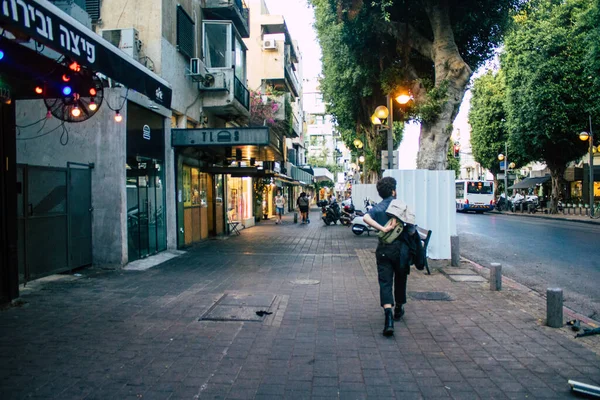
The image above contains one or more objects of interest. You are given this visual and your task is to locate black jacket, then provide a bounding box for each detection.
[399,225,426,273]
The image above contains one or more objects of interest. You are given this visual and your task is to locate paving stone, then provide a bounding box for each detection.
[1,211,600,400]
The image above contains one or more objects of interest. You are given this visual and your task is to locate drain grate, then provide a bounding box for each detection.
[408,291,453,301]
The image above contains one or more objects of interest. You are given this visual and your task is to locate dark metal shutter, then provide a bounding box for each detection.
[85,0,101,23]
[177,5,195,59]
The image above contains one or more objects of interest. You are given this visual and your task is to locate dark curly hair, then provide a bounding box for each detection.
[376,177,396,198]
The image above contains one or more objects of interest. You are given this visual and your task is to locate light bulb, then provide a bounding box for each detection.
[395,94,412,105]
[46,109,52,119]
[62,86,72,96]
[71,106,81,117]
[89,99,97,111]
[34,86,43,94]
[114,111,123,122]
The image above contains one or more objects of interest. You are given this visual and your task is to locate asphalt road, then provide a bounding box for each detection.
[457,212,600,320]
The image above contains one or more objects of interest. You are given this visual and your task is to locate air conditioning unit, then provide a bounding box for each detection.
[263,39,277,50]
[198,71,227,90]
[189,57,209,83]
[102,28,141,60]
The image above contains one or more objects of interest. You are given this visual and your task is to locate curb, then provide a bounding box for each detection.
[461,256,600,328]
[489,210,600,226]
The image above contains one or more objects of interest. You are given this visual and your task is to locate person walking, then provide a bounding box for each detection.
[297,192,310,224]
[275,190,285,225]
[362,177,421,336]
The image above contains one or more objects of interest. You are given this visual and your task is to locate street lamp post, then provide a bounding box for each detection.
[579,115,595,217]
[371,93,411,170]
[498,142,508,207]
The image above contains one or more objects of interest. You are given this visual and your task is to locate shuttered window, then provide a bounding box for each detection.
[85,0,100,23]
[177,5,195,59]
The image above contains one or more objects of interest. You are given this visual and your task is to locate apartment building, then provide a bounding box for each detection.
[244,0,312,214]
[1,0,312,303]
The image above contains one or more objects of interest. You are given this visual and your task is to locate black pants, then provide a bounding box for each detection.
[376,244,408,307]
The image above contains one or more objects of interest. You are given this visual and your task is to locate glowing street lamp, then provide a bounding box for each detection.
[579,115,595,216]
[371,91,412,170]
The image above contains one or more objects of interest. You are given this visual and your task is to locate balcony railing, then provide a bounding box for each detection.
[234,75,249,110]
[204,0,250,38]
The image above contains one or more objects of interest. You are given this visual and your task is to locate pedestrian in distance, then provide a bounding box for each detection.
[297,192,310,224]
[363,177,422,336]
[275,190,286,224]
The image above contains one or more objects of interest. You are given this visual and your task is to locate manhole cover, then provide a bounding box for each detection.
[199,293,276,322]
[408,291,452,301]
[290,279,320,285]
[201,305,267,322]
[219,293,276,307]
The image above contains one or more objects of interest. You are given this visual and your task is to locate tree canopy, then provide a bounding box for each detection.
[468,70,528,186]
[502,0,597,209]
[310,0,519,176]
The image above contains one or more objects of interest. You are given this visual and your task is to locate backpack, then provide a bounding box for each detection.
[298,197,309,207]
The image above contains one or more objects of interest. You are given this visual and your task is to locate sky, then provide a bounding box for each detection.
[262,0,479,170]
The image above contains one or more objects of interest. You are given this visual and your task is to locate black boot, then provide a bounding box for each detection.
[383,308,394,336]
[394,305,404,321]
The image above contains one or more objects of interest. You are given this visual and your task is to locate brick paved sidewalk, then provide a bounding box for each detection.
[1,209,599,400]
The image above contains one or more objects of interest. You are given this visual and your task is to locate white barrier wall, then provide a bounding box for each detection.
[354,170,456,259]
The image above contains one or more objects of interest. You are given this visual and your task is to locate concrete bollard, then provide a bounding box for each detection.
[451,235,460,267]
[490,263,502,291]
[546,288,563,328]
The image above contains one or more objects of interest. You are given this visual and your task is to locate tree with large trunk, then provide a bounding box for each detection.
[310,0,518,174]
[502,0,596,213]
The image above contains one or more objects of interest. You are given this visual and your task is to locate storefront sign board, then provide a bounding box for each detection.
[0,0,172,106]
[172,128,270,146]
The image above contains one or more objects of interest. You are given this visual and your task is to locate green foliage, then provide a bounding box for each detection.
[446,145,460,178]
[468,70,527,175]
[502,0,593,171]
[310,0,518,174]
[415,81,449,124]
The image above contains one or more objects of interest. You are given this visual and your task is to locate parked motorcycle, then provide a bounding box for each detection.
[320,200,341,225]
[351,199,376,235]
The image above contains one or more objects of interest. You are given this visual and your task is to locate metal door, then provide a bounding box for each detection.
[17,164,93,283]
[67,163,93,269]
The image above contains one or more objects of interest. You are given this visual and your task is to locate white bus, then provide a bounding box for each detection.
[456,180,495,213]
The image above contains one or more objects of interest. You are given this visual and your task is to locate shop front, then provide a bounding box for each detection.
[172,126,284,236]
[126,102,167,261]
[0,0,172,303]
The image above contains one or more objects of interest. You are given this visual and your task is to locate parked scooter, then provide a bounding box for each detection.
[340,203,364,226]
[351,199,376,236]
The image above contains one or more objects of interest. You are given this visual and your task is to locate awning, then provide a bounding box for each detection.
[312,167,334,183]
[0,0,172,107]
[508,175,551,190]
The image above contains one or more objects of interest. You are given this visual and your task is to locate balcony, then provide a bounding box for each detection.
[291,113,302,138]
[203,0,250,38]
[200,68,250,120]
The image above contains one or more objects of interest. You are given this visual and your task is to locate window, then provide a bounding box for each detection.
[315,93,324,107]
[177,5,195,59]
[467,181,493,195]
[204,22,230,68]
[234,35,246,81]
[455,182,465,199]
[85,0,100,23]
